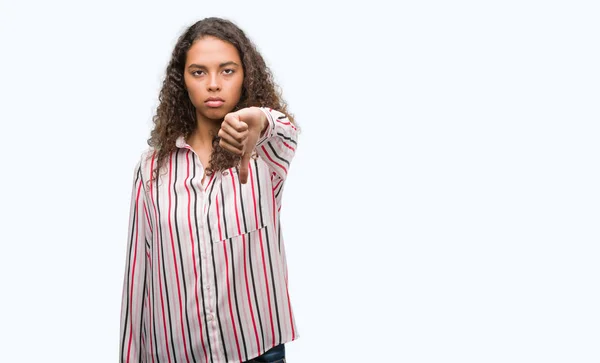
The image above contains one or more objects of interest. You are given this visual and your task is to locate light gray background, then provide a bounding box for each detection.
[1,0,598,362]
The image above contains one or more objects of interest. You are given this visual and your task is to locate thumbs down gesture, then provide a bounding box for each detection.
[218,107,268,184]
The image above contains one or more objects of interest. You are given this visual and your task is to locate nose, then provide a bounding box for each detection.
[208,73,220,92]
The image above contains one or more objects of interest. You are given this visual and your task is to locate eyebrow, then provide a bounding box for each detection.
[188,61,240,69]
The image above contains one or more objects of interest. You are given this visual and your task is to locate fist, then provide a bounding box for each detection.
[218,107,268,183]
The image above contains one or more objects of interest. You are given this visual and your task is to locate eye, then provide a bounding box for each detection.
[223,69,235,75]
[192,70,205,76]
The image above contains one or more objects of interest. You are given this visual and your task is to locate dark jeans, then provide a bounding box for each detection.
[244,344,285,363]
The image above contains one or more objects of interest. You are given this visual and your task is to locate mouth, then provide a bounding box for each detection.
[205,97,225,108]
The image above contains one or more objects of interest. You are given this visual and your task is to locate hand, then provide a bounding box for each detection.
[218,107,268,184]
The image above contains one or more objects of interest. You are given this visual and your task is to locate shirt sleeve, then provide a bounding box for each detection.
[119,157,151,362]
[255,107,299,182]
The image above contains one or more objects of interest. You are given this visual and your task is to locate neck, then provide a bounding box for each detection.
[188,111,221,149]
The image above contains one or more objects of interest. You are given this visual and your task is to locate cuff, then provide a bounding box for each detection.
[256,107,276,147]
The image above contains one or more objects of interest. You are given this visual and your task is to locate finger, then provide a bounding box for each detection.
[219,138,244,156]
[218,128,246,149]
[239,151,251,184]
[224,113,249,132]
[239,128,261,184]
[219,122,248,145]
[237,120,249,133]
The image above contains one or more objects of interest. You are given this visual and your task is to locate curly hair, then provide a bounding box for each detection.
[147,17,295,185]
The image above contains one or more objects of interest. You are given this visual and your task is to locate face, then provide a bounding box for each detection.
[184,36,244,122]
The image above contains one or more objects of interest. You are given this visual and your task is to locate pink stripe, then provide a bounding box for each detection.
[143,203,153,234]
[271,184,276,229]
[149,152,172,363]
[249,165,276,342]
[229,171,242,237]
[167,154,191,363]
[282,245,295,340]
[215,192,243,357]
[222,233,243,361]
[230,172,262,352]
[184,150,209,361]
[216,195,223,241]
[125,177,143,363]
[146,261,155,363]
[285,282,296,340]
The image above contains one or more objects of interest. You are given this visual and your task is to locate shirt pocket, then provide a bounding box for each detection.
[205,166,272,243]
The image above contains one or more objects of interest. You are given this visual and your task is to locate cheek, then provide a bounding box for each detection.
[185,85,203,107]
[232,76,244,98]
[187,88,199,103]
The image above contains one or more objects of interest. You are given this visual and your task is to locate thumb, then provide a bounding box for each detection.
[238,121,260,184]
[239,151,251,184]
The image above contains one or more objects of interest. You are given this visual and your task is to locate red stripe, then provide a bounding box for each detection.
[125,177,143,363]
[260,145,288,175]
[215,191,244,357]
[184,151,208,361]
[222,231,243,361]
[216,195,223,241]
[149,152,172,363]
[219,170,243,361]
[249,164,276,343]
[204,172,216,191]
[146,285,155,363]
[282,142,295,152]
[275,119,297,130]
[229,171,242,236]
[230,172,262,352]
[271,184,276,229]
[143,203,152,234]
[167,154,191,363]
[285,282,296,340]
[281,226,295,340]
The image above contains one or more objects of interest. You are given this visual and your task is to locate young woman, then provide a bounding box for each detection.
[119,17,299,363]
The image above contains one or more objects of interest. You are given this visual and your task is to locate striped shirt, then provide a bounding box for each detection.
[119,108,300,363]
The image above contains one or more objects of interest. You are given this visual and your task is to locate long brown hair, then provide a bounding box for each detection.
[147,17,294,184]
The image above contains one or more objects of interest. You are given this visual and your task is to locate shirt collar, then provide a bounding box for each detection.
[175,135,188,149]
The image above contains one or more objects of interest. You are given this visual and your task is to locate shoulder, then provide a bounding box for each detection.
[261,107,293,125]
[132,147,156,178]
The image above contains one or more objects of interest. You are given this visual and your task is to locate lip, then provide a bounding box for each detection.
[205,97,225,108]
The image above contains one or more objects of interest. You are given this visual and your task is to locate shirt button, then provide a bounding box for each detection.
[222,170,229,176]
[207,314,214,321]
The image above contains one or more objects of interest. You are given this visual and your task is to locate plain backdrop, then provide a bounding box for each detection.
[0,0,599,362]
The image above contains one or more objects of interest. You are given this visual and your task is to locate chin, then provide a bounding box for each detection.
[202,107,230,121]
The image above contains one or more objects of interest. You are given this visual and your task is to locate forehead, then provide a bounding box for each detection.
[185,36,241,66]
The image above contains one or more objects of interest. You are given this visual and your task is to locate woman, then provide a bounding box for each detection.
[119,17,299,363]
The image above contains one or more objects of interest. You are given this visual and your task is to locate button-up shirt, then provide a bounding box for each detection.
[119,108,300,363]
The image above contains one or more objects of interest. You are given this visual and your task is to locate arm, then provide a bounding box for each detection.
[255,107,299,182]
[218,106,299,183]
[119,158,150,362]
